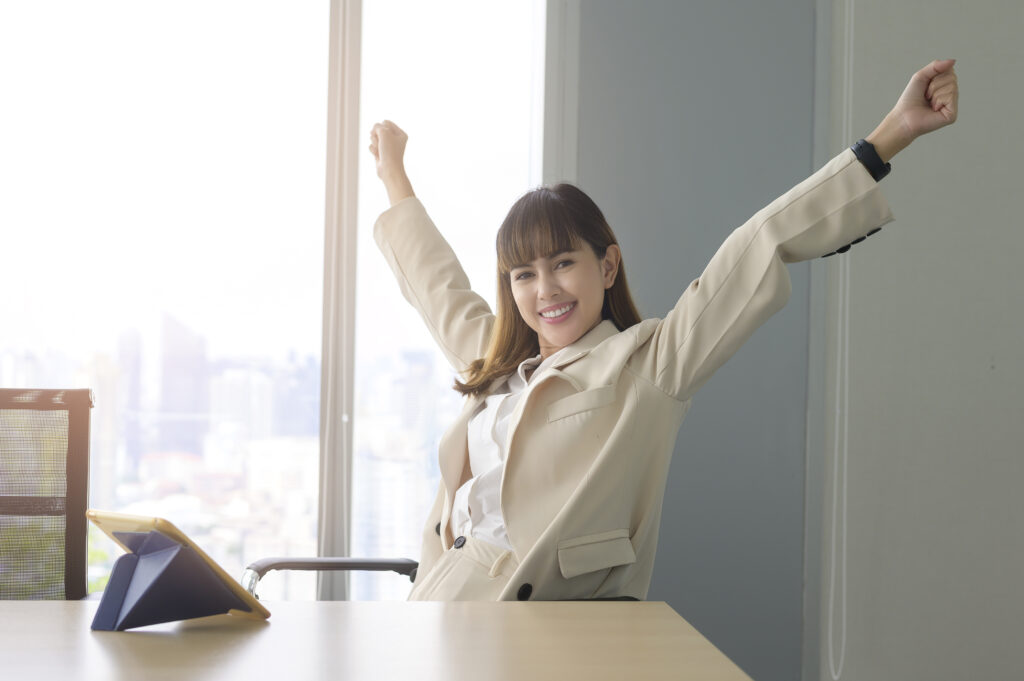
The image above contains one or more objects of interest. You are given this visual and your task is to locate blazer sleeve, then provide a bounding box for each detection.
[629,148,894,402]
[373,196,495,375]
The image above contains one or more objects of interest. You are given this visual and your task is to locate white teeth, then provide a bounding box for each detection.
[540,303,575,318]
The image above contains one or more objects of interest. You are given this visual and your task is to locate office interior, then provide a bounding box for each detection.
[1,2,1020,680]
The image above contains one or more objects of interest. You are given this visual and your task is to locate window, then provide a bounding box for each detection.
[0,1,330,599]
[351,0,546,600]
[1,1,546,602]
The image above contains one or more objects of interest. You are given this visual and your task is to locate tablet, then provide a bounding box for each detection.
[87,509,271,621]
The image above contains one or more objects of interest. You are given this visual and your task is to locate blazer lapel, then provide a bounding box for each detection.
[549,319,619,371]
[501,319,620,452]
[437,319,620,548]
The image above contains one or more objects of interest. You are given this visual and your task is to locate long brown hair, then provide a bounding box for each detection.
[453,183,642,396]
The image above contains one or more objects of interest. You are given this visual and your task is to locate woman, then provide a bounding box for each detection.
[368,60,958,601]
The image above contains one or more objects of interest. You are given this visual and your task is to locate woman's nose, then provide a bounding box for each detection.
[537,273,561,298]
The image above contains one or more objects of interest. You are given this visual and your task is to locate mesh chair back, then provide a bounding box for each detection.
[0,389,93,599]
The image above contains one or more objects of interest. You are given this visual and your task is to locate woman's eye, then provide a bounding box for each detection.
[556,259,573,268]
[514,272,532,281]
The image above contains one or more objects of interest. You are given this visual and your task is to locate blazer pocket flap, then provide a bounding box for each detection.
[547,385,616,422]
[557,529,637,580]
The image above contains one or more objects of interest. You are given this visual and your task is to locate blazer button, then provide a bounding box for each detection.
[517,583,533,601]
[453,536,466,549]
[435,522,441,536]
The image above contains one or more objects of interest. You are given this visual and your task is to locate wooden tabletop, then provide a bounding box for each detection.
[0,600,751,680]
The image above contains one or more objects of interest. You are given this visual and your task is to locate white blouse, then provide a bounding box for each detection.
[449,347,568,552]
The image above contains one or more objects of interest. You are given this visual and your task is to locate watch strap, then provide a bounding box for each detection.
[851,138,891,182]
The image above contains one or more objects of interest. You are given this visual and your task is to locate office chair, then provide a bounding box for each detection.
[242,555,638,601]
[0,389,93,600]
[241,556,417,599]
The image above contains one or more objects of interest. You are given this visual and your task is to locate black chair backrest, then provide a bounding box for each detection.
[0,389,93,599]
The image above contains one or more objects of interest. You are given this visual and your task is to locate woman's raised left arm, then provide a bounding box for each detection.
[629,59,959,402]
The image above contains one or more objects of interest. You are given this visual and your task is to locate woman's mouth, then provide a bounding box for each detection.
[539,302,576,323]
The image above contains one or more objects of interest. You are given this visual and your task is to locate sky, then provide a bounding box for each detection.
[0,1,329,361]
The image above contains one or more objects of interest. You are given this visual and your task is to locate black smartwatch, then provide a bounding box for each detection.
[851,138,891,182]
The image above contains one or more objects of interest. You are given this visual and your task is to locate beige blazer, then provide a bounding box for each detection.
[373,148,892,601]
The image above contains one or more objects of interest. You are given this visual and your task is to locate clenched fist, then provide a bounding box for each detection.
[369,120,415,206]
[866,59,960,163]
[369,120,408,181]
[890,59,959,139]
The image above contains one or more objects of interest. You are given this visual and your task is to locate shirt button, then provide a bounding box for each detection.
[453,536,466,549]
[435,522,441,536]
[517,583,533,601]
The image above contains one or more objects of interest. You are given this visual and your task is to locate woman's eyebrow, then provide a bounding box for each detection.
[510,250,574,270]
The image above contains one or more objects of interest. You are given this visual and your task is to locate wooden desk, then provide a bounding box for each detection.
[0,600,751,680]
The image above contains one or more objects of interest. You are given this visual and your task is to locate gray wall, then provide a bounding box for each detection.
[571,2,816,680]
[809,2,1024,679]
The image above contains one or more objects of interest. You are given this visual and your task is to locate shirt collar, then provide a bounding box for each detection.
[492,319,622,395]
[516,346,566,382]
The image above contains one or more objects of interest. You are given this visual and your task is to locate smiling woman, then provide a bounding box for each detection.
[367,56,958,602]
[475,182,641,384]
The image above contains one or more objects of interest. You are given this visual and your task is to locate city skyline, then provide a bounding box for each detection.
[1,307,455,601]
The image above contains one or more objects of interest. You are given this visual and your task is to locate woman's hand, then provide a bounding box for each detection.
[866,59,959,163]
[369,120,415,206]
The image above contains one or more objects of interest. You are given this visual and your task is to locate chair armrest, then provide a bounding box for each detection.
[241,557,419,598]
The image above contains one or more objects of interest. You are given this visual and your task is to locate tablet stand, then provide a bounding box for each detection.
[92,530,256,631]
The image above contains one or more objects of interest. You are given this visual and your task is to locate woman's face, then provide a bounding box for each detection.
[509,244,620,359]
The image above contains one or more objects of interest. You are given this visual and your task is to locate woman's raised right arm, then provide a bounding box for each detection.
[369,121,495,374]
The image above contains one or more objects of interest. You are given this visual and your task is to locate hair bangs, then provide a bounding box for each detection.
[496,190,585,275]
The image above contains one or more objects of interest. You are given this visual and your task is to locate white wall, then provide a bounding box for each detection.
[809,1,1024,679]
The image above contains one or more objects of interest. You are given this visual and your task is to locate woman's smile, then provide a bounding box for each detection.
[539,301,577,323]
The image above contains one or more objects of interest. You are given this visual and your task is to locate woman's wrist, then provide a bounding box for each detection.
[865,113,914,164]
[383,169,415,206]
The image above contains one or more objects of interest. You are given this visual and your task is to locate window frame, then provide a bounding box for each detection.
[317,0,362,601]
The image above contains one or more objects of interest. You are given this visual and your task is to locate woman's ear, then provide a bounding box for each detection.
[602,244,621,288]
